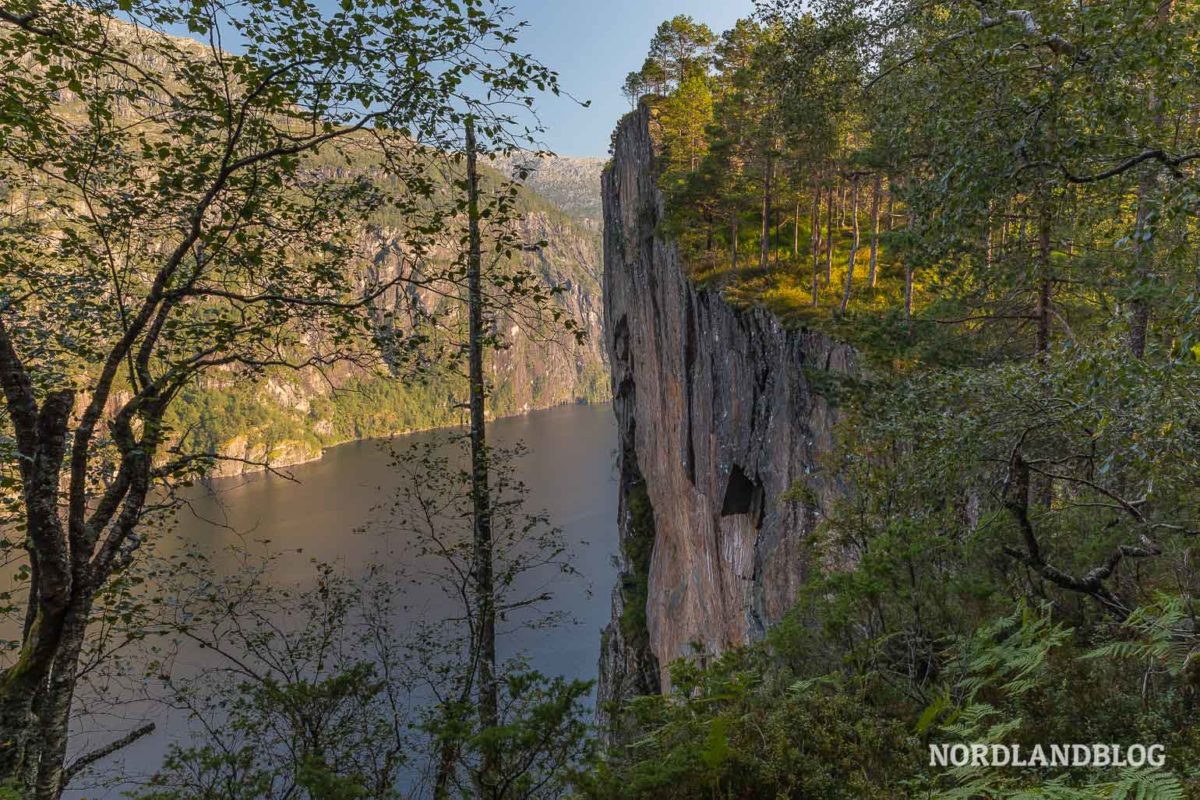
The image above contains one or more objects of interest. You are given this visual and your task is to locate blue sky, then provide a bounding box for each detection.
[509,0,755,157]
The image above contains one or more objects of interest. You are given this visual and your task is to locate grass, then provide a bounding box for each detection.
[683,215,923,359]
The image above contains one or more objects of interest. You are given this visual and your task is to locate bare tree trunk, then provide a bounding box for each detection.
[890,176,911,321]
[983,200,993,270]
[0,378,73,792]
[810,181,821,306]
[793,198,800,260]
[824,183,834,284]
[867,173,882,288]
[1128,0,1174,359]
[774,207,781,264]
[731,212,738,271]
[760,150,772,269]
[33,601,89,800]
[812,179,823,255]
[839,176,860,314]
[1129,188,1155,360]
[904,260,913,321]
[1035,196,1053,358]
[885,181,895,232]
[465,118,498,795]
[999,200,1009,256]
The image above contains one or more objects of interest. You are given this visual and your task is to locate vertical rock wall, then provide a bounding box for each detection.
[597,105,856,715]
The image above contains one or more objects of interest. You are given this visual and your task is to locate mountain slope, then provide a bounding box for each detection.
[14,15,611,476]
[168,174,608,477]
[492,155,606,226]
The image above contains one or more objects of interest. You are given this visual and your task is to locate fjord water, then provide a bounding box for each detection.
[68,402,618,797]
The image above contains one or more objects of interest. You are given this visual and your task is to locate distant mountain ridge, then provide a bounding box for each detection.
[491,154,607,226]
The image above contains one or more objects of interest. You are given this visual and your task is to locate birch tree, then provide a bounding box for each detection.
[0,0,560,794]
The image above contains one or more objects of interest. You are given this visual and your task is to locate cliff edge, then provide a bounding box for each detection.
[597,105,856,719]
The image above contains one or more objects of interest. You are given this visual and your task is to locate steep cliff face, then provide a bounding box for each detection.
[174,175,607,478]
[598,106,856,710]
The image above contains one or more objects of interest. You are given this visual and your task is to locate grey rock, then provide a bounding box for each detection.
[597,105,856,716]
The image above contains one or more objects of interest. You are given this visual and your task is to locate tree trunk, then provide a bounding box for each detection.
[824,184,834,284]
[904,261,913,321]
[465,119,498,794]
[885,182,895,232]
[839,175,860,314]
[1128,0,1174,359]
[810,181,821,306]
[867,173,882,288]
[793,198,800,260]
[32,598,90,800]
[760,150,772,269]
[0,383,74,793]
[774,207,781,264]
[983,201,993,271]
[731,213,738,271]
[812,179,823,255]
[1035,196,1053,358]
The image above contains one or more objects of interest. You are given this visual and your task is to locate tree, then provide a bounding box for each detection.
[659,75,714,175]
[132,559,416,800]
[621,72,646,110]
[0,0,560,794]
[387,440,593,800]
[131,469,592,800]
[598,3,1200,792]
[463,116,499,795]
[867,174,881,288]
[837,173,860,313]
[420,112,588,799]
[646,15,715,88]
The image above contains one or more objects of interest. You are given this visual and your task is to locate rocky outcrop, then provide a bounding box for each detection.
[597,105,856,712]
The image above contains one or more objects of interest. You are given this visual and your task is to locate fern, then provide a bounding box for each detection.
[1083,594,1199,677]
[953,601,1072,702]
[934,769,1184,800]
[1101,768,1185,800]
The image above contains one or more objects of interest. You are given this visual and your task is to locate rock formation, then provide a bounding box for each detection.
[597,105,856,718]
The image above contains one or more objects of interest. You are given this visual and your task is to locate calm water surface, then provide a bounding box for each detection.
[67,402,618,798]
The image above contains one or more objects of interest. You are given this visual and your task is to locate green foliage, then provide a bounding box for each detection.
[162,348,608,472]
[606,10,1200,787]
[622,15,715,102]
[617,480,656,647]
[1082,595,1199,678]
[0,0,591,790]
[427,670,595,800]
[577,645,923,798]
[135,667,396,800]
[130,560,414,800]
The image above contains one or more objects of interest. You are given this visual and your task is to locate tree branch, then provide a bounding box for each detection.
[63,723,155,782]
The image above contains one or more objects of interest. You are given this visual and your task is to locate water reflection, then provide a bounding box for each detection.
[62,403,618,798]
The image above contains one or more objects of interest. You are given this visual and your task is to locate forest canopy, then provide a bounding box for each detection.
[590,2,1200,798]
